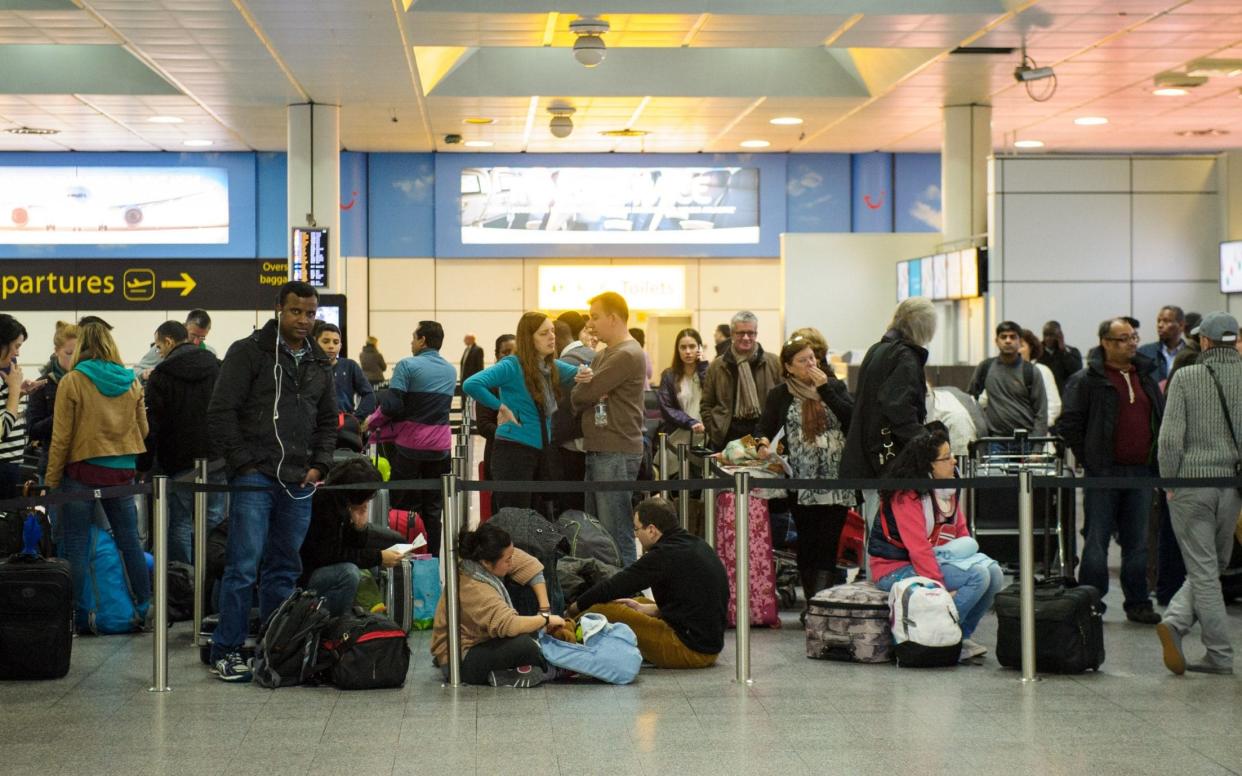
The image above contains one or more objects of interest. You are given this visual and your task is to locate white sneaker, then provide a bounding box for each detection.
[960,639,988,660]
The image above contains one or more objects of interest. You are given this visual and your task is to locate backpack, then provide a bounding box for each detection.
[165,561,196,622]
[555,510,621,567]
[252,590,333,688]
[73,525,139,635]
[320,613,411,690]
[888,576,961,668]
[537,613,642,684]
[975,357,1036,398]
[490,508,569,614]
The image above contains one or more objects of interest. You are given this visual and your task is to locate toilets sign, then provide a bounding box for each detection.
[0,259,289,310]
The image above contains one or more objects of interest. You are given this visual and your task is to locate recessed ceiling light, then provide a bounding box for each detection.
[5,126,59,135]
[182,139,213,147]
[769,116,803,126]
[740,139,771,148]
[1014,139,1045,149]
[1153,87,1188,97]
[463,117,494,125]
[463,140,493,148]
[1074,116,1108,126]
[148,115,184,124]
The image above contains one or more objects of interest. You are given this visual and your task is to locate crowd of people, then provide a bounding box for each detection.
[0,288,1239,686]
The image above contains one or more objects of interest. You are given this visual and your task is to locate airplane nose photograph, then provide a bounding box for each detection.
[2,1,1242,775]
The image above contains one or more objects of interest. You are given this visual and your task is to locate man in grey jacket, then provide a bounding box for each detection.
[1156,311,1242,676]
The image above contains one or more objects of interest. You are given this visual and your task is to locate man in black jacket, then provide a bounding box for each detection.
[1038,320,1084,396]
[1058,317,1164,624]
[567,497,727,669]
[206,281,339,682]
[300,458,403,617]
[143,320,225,565]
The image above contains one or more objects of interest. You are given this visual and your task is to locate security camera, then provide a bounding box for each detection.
[444,134,463,145]
[1013,64,1055,83]
[570,17,609,68]
[548,106,576,139]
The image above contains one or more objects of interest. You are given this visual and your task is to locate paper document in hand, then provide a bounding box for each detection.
[387,536,427,556]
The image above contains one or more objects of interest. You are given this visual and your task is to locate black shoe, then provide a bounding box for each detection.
[1125,603,1161,625]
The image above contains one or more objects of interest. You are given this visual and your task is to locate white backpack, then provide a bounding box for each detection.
[889,576,962,667]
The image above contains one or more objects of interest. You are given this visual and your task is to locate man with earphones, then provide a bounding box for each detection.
[207,281,339,682]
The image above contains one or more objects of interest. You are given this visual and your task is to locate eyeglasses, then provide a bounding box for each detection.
[733,331,757,339]
[1105,334,1140,343]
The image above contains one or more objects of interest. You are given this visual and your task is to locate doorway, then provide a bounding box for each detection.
[651,314,694,384]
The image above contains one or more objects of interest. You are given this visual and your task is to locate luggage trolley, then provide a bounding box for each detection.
[964,430,1076,577]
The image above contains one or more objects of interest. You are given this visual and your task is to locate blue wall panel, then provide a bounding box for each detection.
[368,153,435,257]
[339,151,368,257]
[850,152,894,233]
[894,153,941,233]
[255,152,286,258]
[785,154,851,233]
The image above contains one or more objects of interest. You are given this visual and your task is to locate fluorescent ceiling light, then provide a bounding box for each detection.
[464,140,493,147]
[740,139,770,148]
[148,115,184,124]
[182,139,213,147]
[1074,116,1108,126]
[1153,87,1188,96]
[769,116,803,126]
[1013,139,1044,149]
[463,117,494,125]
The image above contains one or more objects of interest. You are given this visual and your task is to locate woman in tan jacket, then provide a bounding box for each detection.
[431,522,565,687]
[47,322,151,629]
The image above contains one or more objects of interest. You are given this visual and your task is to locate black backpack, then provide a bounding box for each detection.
[972,357,1037,398]
[252,590,333,688]
[320,613,411,690]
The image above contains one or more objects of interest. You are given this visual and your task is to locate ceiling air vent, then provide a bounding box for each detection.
[1175,129,1230,137]
[949,46,1016,55]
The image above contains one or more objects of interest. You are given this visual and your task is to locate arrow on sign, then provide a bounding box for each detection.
[160,272,197,297]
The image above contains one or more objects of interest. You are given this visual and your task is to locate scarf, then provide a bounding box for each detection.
[42,356,65,383]
[731,346,762,420]
[461,559,513,610]
[786,376,827,442]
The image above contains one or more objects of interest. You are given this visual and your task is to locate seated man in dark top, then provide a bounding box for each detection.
[567,497,727,669]
[299,457,404,616]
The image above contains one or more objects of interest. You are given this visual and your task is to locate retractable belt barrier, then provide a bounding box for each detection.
[11,467,1242,693]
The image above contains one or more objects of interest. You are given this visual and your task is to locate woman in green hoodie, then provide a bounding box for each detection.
[47,322,152,629]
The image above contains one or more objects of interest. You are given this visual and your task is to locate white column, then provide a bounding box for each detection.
[941,103,991,364]
[286,103,341,292]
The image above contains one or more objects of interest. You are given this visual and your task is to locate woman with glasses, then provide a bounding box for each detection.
[754,335,854,611]
[867,426,1002,661]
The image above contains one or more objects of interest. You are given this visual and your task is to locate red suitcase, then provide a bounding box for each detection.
[715,491,780,628]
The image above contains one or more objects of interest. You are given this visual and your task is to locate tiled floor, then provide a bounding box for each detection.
[3,582,1242,776]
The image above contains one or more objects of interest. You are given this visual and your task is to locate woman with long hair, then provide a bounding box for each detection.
[656,328,707,446]
[463,312,584,512]
[755,335,854,610]
[26,320,79,476]
[0,314,30,500]
[46,322,152,630]
[358,335,387,388]
[431,522,564,687]
[866,425,1002,661]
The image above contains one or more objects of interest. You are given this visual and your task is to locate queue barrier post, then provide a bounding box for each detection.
[150,475,171,693]
[677,442,690,531]
[734,470,752,685]
[191,459,209,648]
[703,457,716,548]
[657,433,669,499]
[442,471,463,687]
[1017,469,1039,683]
[368,440,389,529]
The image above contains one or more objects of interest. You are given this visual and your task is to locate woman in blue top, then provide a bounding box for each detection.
[464,312,584,514]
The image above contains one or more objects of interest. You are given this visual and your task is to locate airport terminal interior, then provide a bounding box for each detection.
[3,0,1242,774]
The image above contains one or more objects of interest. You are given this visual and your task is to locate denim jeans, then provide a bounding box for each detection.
[212,471,313,659]
[1080,465,1153,608]
[168,468,228,566]
[875,561,1004,639]
[59,475,151,611]
[306,562,363,618]
[585,451,642,567]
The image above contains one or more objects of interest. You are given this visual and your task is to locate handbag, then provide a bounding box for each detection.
[1204,364,1242,497]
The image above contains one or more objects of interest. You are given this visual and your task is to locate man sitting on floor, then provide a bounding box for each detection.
[566,497,727,669]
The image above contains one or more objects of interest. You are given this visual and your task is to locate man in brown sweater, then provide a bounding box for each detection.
[571,291,647,566]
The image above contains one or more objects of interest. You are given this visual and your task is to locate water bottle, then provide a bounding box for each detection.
[594,397,609,428]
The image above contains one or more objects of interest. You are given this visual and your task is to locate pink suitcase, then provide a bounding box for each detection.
[715,491,781,628]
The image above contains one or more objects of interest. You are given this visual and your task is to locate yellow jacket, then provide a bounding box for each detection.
[46,369,148,489]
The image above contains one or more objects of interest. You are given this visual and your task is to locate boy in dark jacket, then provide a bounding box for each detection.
[300,458,403,617]
[144,320,226,565]
[567,498,727,669]
[206,282,338,682]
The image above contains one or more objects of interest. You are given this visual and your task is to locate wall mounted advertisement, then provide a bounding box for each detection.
[460,166,759,245]
[897,246,986,302]
[0,166,229,244]
[537,265,686,311]
[1221,240,1242,294]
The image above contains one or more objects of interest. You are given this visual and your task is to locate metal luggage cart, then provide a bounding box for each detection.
[964,430,1075,578]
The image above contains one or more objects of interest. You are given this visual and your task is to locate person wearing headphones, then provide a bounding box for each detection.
[207,281,339,683]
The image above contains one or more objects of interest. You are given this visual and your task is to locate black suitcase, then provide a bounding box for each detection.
[0,552,74,680]
[994,578,1104,674]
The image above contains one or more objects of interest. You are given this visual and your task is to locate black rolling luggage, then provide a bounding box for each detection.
[994,578,1104,674]
[0,550,74,680]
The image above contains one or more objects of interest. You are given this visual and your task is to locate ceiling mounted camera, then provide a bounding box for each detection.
[570,16,610,68]
[1013,44,1056,102]
[548,105,576,138]
[444,133,463,145]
